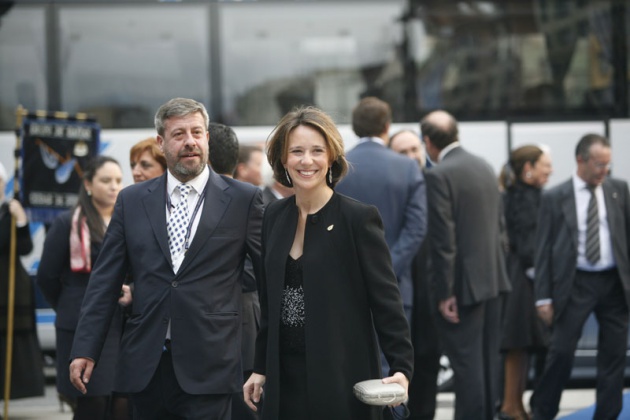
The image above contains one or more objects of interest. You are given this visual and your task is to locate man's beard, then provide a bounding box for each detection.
[172,159,205,178]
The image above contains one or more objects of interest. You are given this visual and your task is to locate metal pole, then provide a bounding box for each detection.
[3,105,25,420]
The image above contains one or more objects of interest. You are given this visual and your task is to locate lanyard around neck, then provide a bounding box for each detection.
[166,181,209,251]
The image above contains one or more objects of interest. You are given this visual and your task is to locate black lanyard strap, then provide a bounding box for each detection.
[166,181,209,252]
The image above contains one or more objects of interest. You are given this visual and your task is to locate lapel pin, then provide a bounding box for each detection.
[327,224,334,231]
[613,192,618,199]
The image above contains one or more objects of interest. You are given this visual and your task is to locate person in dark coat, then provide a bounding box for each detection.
[37,156,129,420]
[0,162,45,401]
[422,110,511,420]
[208,121,260,420]
[390,129,440,420]
[497,145,553,420]
[243,106,413,420]
[532,134,630,420]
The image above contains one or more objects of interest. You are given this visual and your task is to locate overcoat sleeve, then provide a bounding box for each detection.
[36,213,71,310]
[534,190,554,302]
[425,169,457,301]
[389,163,427,277]
[354,205,414,380]
[70,194,130,363]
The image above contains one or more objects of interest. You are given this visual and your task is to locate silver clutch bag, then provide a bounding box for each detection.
[353,379,406,406]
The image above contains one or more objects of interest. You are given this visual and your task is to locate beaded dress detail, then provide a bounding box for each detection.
[280,255,305,354]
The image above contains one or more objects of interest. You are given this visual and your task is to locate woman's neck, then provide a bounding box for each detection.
[92,201,114,226]
[295,186,333,216]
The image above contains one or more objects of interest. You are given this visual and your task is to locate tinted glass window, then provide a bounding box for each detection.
[59,5,211,128]
[219,2,406,125]
[0,6,47,130]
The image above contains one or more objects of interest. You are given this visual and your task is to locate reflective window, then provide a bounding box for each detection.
[409,0,618,119]
[0,6,47,130]
[59,5,211,128]
[220,0,625,125]
[219,2,406,125]
[0,1,628,129]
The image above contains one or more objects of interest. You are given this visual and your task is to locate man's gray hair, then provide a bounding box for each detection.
[154,98,210,136]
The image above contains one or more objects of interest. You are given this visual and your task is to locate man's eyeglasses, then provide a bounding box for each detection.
[590,160,612,170]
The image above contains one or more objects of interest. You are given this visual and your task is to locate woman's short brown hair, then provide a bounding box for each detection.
[267,106,348,188]
[129,137,167,171]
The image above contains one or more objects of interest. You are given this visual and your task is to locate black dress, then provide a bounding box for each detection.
[0,202,45,400]
[278,255,308,420]
[500,182,548,351]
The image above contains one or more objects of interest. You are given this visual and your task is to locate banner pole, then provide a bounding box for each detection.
[3,105,26,419]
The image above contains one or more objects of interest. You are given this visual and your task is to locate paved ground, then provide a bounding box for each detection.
[2,385,615,419]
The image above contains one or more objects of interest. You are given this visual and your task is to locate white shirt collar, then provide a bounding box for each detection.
[437,141,461,162]
[167,164,210,196]
[358,136,386,147]
[572,171,599,193]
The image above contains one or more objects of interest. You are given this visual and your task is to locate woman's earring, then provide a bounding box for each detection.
[526,171,532,179]
[87,190,92,196]
[328,167,333,185]
[285,168,292,185]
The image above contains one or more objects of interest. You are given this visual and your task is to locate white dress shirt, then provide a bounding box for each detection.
[166,165,209,274]
[572,173,616,271]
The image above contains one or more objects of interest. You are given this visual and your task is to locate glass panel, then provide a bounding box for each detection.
[220,2,406,125]
[0,6,47,130]
[409,0,616,119]
[59,5,210,128]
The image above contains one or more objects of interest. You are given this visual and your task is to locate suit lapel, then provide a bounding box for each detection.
[560,180,579,248]
[267,200,298,313]
[143,174,172,264]
[177,170,230,274]
[603,179,622,254]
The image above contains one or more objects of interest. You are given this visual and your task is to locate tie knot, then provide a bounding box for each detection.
[177,183,191,197]
[586,184,597,194]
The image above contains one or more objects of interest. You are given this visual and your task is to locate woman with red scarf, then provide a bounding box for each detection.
[37,155,128,419]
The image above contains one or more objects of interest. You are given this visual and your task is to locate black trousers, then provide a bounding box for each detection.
[407,247,441,420]
[131,347,232,420]
[436,296,501,420]
[532,269,629,420]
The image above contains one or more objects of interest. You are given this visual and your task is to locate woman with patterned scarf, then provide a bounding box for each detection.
[37,155,129,420]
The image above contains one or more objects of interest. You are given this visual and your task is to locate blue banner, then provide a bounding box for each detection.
[20,116,100,224]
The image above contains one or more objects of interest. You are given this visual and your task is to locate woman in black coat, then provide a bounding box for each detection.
[0,164,45,400]
[498,145,553,420]
[243,107,413,420]
[37,156,129,420]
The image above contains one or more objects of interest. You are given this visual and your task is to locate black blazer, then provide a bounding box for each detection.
[0,203,35,332]
[534,177,630,318]
[254,192,413,420]
[425,147,510,305]
[70,167,264,394]
[37,211,103,331]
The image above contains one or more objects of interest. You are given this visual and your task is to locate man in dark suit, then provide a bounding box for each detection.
[422,110,510,420]
[390,129,440,420]
[532,134,630,420]
[69,98,263,419]
[261,180,292,205]
[208,122,260,420]
[336,97,426,384]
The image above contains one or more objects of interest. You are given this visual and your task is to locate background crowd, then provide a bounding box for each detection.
[1,94,629,420]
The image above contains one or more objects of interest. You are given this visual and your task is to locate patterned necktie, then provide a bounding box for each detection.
[585,185,600,264]
[167,183,192,256]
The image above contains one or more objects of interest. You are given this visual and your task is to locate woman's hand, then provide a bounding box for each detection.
[118,284,132,307]
[382,371,409,407]
[8,199,28,226]
[439,296,460,323]
[537,303,554,327]
[243,372,266,411]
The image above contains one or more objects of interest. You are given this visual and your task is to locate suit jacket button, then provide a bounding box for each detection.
[171,281,178,288]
